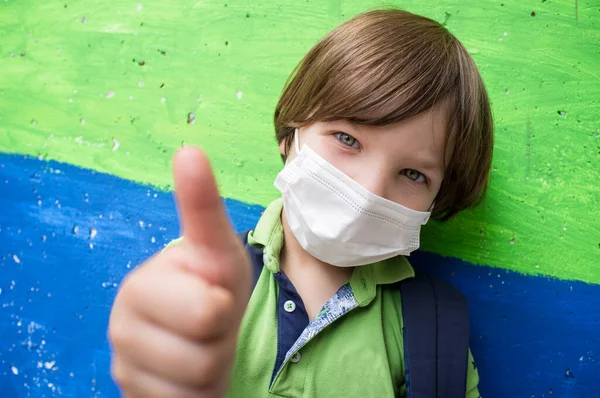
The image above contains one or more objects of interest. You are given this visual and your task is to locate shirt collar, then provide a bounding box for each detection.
[248,198,284,273]
[350,256,415,306]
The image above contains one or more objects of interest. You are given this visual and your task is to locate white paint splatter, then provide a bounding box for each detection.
[11,366,18,375]
[137,3,143,11]
[106,91,115,99]
[80,118,86,125]
[112,138,120,151]
[151,237,156,243]
[161,97,166,103]
[236,90,243,99]
[138,81,144,87]
[13,254,21,264]
[89,227,97,239]
[44,361,56,369]
[139,221,145,228]
[187,112,196,124]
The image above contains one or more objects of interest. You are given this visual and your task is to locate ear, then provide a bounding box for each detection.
[278,138,287,156]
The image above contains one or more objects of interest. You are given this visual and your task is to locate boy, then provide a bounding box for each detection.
[108,8,492,398]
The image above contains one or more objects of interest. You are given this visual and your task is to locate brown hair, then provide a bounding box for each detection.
[274,8,494,221]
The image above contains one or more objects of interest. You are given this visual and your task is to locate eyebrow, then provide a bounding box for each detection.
[416,156,444,175]
[329,119,358,132]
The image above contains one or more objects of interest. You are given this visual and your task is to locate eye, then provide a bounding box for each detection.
[334,132,361,149]
[402,169,426,183]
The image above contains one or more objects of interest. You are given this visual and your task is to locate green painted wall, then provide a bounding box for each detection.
[1,0,599,283]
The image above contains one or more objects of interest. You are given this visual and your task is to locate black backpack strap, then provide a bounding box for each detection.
[400,270,470,398]
[237,229,264,289]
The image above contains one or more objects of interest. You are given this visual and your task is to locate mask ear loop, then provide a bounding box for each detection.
[284,128,301,166]
[421,201,434,224]
[294,128,300,153]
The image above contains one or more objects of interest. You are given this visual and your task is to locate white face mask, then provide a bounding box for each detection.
[274,129,432,267]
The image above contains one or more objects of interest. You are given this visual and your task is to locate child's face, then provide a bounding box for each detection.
[280,104,449,212]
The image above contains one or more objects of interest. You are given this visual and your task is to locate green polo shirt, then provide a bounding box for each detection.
[226,199,481,397]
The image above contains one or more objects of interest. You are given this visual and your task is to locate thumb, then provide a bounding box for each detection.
[173,147,246,290]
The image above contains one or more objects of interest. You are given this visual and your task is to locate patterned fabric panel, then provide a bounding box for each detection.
[284,283,359,360]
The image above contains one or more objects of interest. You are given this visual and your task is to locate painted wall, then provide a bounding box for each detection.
[0,0,598,396]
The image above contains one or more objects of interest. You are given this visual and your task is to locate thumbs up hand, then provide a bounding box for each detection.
[109,147,252,398]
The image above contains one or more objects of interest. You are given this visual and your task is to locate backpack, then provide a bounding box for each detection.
[238,230,470,398]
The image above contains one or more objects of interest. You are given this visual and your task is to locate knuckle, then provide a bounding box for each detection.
[188,352,222,387]
[110,357,131,389]
[196,338,235,387]
[185,288,234,339]
[109,318,134,349]
[119,271,147,301]
[185,292,215,336]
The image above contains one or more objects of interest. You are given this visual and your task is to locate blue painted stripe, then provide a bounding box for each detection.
[1,153,598,397]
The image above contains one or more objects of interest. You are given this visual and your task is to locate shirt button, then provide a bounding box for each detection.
[284,300,296,313]
[290,352,301,363]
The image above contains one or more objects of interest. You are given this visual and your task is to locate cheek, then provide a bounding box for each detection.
[316,142,364,181]
[302,134,328,153]
[303,135,347,167]
[388,183,439,212]
[396,196,433,212]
